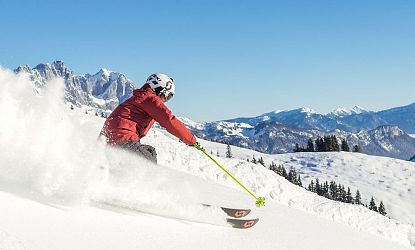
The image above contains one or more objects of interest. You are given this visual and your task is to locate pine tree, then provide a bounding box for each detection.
[258,157,265,166]
[346,187,353,203]
[355,190,361,205]
[288,168,297,184]
[316,137,323,152]
[369,197,378,212]
[306,139,314,152]
[315,178,321,195]
[269,161,277,171]
[322,137,328,151]
[341,139,350,152]
[323,135,335,151]
[294,143,301,153]
[226,144,232,158]
[308,180,315,192]
[340,185,347,202]
[323,181,330,198]
[251,155,257,164]
[331,135,339,151]
[353,144,362,153]
[329,181,337,199]
[296,174,302,187]
[378,201,387,216]
[280,165,287,178]
[335,184,343,201]
[317,137,322,151]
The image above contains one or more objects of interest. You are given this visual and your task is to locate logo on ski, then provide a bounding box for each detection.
[243,220,256,228]
[234,210,247,218]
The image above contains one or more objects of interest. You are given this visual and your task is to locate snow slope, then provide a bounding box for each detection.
[202,141,415,225]
[1,68,415,249]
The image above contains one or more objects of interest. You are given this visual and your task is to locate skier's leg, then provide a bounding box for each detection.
[120,141,157,164]
[137,144,157,164]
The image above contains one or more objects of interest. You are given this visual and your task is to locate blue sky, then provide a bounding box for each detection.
[1,0,414,122]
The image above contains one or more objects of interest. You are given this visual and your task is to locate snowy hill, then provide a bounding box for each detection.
[1,67,415,249]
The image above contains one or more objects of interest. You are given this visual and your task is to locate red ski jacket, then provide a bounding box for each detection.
[100,84,196,145]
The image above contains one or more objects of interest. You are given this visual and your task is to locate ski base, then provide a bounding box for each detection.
[202,204,251,218]
[226,218,259,229]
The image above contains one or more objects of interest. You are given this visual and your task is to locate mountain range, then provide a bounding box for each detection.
[180,118,415,160]
[14,61,415,160]
[15,61,134,111]
[224,104,415,134]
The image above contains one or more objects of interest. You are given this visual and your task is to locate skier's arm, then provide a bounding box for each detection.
[141,96,196,145]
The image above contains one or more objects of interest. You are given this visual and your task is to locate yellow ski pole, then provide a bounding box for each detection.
[194,142,265,207]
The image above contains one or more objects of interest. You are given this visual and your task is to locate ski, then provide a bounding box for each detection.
[94,200,259,229]
[202,204,251,218]
[226,218,259,229]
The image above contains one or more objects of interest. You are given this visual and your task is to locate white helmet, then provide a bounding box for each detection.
[146,73,175,101]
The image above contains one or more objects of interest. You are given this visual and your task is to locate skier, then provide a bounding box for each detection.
[100,73,197,164]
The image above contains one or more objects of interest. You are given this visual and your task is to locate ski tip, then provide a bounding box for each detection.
[226,218,259,229]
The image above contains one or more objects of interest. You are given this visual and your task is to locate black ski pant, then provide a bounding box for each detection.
[118,141,157,164]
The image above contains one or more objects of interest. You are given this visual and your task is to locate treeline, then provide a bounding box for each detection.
[307,177,386,216]
[269,162,302,187]
[294,136,362,153]
[266,162,387,217]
